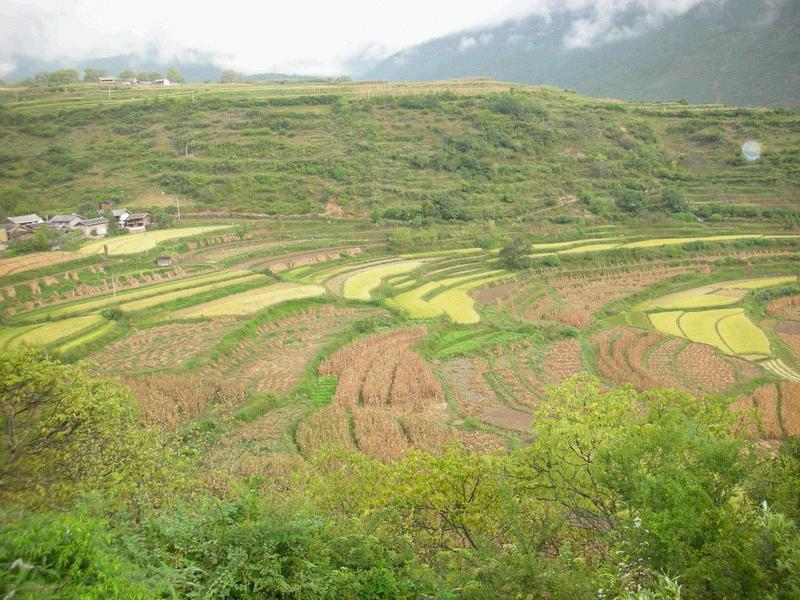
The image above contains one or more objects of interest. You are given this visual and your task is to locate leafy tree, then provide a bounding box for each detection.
[47,69,80,85]
[499,237,532,269]
[615,189,646,214]
[6,226,59,256]
[82,68,108,82]
[137,71,162,82]
[662,187,689,213]
[117,69,136,79]
[0,348,186,508]
[165,68,185,83]
[219,69,247,83]
[510,376,775,598]
[0,510,159,598]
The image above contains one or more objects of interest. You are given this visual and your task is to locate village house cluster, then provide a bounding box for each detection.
[1,202,151,249]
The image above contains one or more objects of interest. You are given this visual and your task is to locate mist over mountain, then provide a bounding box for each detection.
[365,0,800,106]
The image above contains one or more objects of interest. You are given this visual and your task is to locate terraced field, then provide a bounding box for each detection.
[531,234,799,259]
[0,251,84,276]
[341,261,422,300]
[2,226,800,474]
[80,226,231,255]
[641,276,794,361]
[0,314,105,350]
[174,282,326,318]
[17,269,256,321]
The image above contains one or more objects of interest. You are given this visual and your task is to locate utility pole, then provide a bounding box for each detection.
[176,196,181,221]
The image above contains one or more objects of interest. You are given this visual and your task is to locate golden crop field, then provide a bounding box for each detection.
[79,226,231,255]
[341,261,422,300]
[0,251,84,276]
[174,282,326,318]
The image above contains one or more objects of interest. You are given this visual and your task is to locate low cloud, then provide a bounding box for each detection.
[458,36,477,51]
[457,31,493,52]
[561,0,705,48]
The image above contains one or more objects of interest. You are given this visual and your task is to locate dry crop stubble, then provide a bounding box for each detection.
[297,327,462,461]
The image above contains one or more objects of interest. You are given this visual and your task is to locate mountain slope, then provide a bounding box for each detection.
[0,81,798,219]
[365,0,800,107]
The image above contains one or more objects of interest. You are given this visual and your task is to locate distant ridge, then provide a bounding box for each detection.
[365,0,800,107]
[2,48,225,83]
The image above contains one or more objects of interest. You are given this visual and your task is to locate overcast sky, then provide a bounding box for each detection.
[0,0,706,77]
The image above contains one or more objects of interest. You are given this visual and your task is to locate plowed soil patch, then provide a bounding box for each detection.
[777,321,800,335]
[480,407,533,431]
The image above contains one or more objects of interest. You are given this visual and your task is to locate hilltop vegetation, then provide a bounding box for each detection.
[0,79,798,222]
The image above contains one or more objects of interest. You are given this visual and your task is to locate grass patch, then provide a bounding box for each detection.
[234,392,279,422]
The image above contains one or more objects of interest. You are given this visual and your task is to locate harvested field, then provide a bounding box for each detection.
[174,282,325,318]
[93,320,235,373]
[753,385,783,439]
[296,327,468,460]
[454,430,506,453]
[441,358,502,418]
[592,327,669,391]
[780,382,800,436]
[777,321,800,335]
[123,373,247,429]
[508,265,690,327]
[205,305,372,394]
[206,404,306,486]
[675,344,738,393]
[542,339,584,384]
[263,247,361,272]
[777,326,800,364]
[295,404,355,456]
[352,407,409,462]
[320,327,443,410]
[471,279,520,306]
[591,326,755,394]
[768,295,800,320]
[396,413,453,453]
[479,407,533,431]
[0,251,84,276]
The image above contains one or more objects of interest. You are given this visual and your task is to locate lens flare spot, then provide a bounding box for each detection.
[742,140,762,162]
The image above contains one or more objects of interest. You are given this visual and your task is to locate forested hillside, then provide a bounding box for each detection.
[367,0,800,107]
